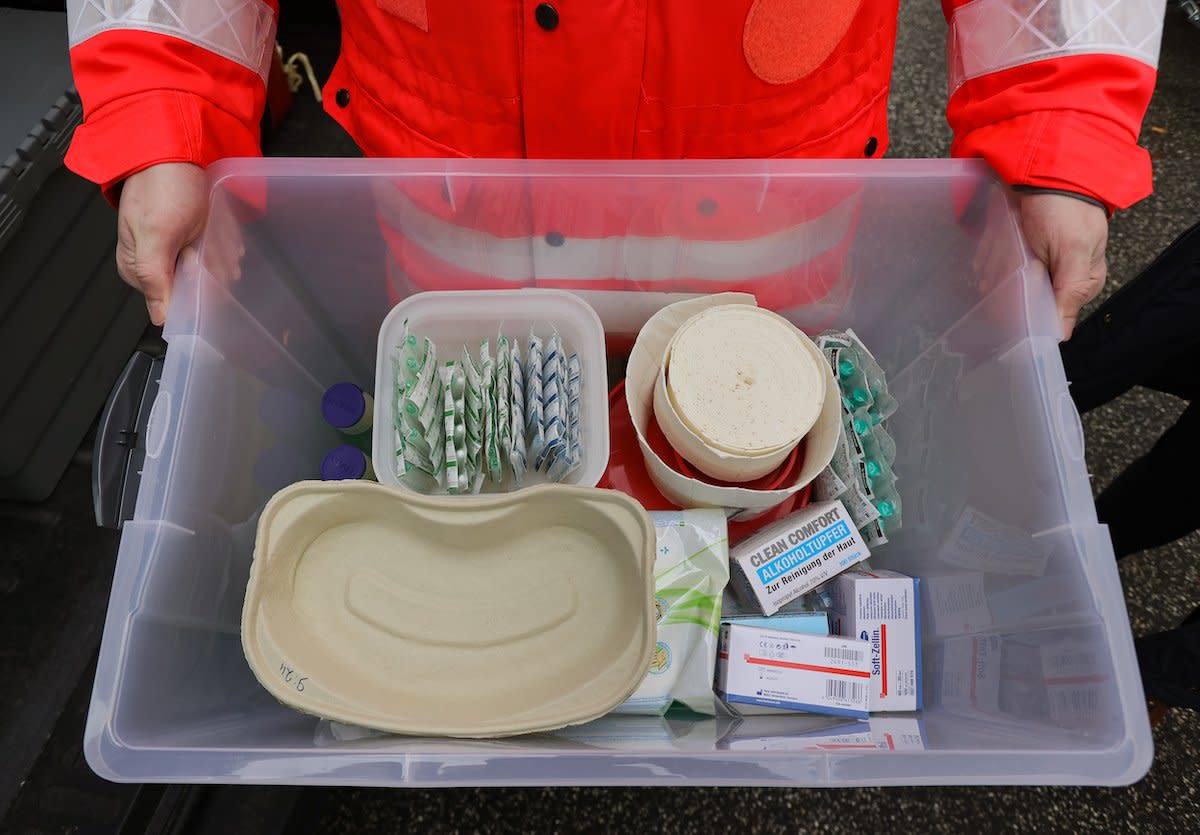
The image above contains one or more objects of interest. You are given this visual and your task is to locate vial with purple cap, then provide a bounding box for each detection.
[322,382,374,436]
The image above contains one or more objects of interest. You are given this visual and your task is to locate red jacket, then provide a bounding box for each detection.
[65,0,1162,213]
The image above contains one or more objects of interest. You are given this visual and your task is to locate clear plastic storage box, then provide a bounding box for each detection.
[87,159,1151,786]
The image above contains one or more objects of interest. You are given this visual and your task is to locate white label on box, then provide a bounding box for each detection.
[723,715,927,753]
[794,715,928,753]
[828,570,922,712]
[1039,639,1112,730]
[716,624,871,719]
[728,500,870,615]
[923,572,992,637]
[937,506,1051,577]
[938,634,1002,718]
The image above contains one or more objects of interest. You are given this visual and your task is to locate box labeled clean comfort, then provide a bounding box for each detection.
[729,500,870,615]
[716,623,871,719]
[828,569,922,712]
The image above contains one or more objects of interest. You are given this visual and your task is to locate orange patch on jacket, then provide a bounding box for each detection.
[377,0,429,32]
[744,0,861,85]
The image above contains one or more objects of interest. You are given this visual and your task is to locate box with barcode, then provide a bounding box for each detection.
[828,569,923,712]
[715,624,871,719]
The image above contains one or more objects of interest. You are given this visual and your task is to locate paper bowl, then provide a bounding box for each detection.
[625,293,840,518]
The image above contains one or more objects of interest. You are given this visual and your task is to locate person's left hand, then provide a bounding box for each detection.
[1018,191,1109,340]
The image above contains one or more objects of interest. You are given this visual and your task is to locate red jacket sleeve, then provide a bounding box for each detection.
[65,0,279,203]
[942,0,1163,212]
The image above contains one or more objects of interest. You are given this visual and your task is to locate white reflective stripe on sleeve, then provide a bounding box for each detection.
[947,0,1164,94]
[372,182,858,284]
[68,0,278,85]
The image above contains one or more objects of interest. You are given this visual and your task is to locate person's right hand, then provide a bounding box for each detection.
[116,163,209,326]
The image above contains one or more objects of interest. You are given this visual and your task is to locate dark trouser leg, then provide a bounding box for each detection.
[1061,220,1200,412]
[1095,402,1200,558]
[1136,621,1200,709]
[1060,221,1200,557]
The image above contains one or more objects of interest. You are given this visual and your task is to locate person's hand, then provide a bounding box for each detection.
[1018,191,1109,340]
[116,163,209,326]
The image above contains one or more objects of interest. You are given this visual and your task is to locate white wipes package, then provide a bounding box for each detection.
[716,624,872,719]
[828,569,922,712]
[729,500,870,615]
[614,509,730,716]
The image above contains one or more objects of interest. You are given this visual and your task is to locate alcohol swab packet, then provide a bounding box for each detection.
[461,345,484,486]
[495,333,512,483]
[549,351,582,482]
[525,331,545,467]
[481,339,503,484]
[510,339,527,485]
[537,332,564,472]
[402,338,439,434]
[439,363,460,493]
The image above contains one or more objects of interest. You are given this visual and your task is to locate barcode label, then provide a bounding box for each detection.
[1052,688,1099,714]
[824,646,863,663]
[825,679,866,703]
[1050,651,1095,669]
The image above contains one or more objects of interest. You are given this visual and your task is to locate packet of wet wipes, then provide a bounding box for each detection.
[510,340,528,485]
[525,331,545,465]
[392,323,422,418]
[402,339,439,433]
[441,362,469,494]
[537,332,564,472]
[439,364,460,493]
[495,334,512,482]
[481,340,502,483]
[461,346,484,485]
[395,330,422,382]
[556,339,569,467]
[549,352,583,482]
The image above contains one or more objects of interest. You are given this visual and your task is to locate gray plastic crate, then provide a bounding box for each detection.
[0,8,147,501]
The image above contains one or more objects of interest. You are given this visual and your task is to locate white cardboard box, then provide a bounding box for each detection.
[923,572,992,637]
[728,500,870,615]
[715,623,871,719]
[828,569,923,712]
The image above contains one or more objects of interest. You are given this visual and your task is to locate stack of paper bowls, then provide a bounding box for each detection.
[626,293,840,517]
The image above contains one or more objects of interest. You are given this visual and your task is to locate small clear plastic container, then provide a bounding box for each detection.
[371,289,609,492]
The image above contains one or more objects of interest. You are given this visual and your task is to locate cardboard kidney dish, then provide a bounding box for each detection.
[242,481,656,737]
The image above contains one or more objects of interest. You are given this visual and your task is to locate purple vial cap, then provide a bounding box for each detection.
[321,445,367,480]
[322,382,366,429]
